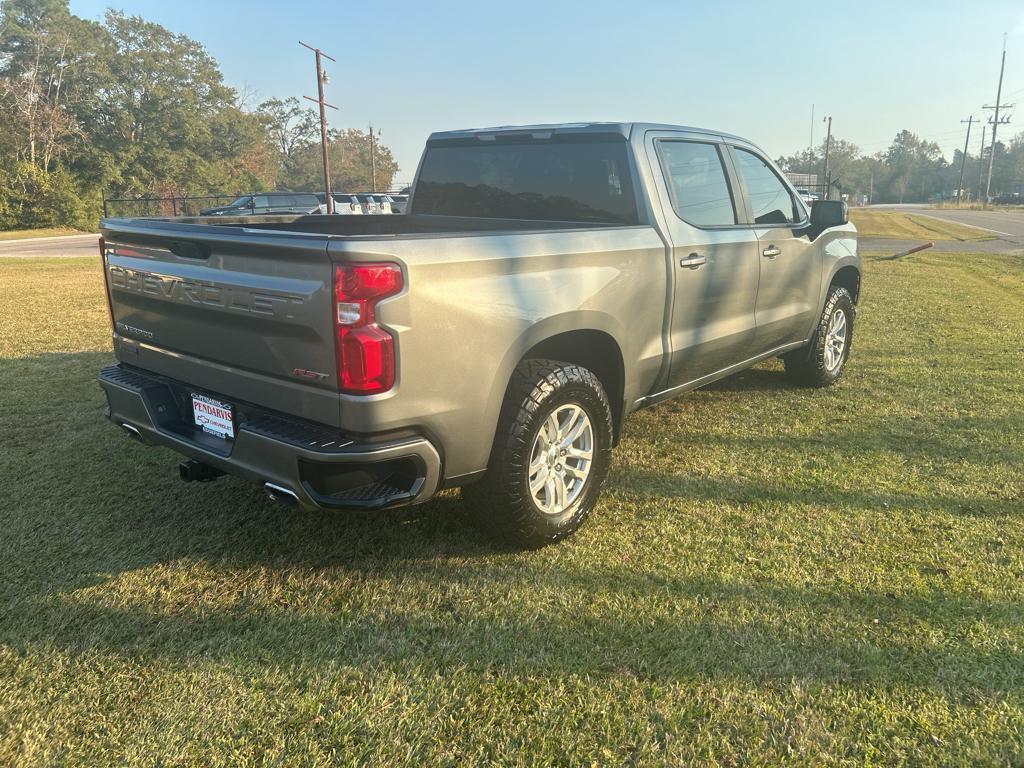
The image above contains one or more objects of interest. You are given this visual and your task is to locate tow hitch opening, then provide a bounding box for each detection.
[179,459,225,483]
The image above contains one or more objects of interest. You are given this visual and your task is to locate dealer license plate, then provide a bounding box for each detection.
[191,392,234,440]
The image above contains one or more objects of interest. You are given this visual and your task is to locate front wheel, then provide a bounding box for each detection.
[784,285,855,387]
[463,359,613,548]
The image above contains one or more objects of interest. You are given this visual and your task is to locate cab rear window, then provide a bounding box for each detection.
[413,141,639,224]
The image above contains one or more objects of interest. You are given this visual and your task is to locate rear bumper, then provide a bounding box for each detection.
[97,364,442,510]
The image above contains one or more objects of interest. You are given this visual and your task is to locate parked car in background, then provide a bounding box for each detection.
[315,194,364,215]
[200,193,320,216]
[357,194,393,214]
[795,187,819,206]
[334,195,364,214]
[99,121,859,547]
[389,194,409,214]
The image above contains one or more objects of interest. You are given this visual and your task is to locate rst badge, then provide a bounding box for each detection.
[291,368,329,381]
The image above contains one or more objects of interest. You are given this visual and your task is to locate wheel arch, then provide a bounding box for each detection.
[484,312,627,449]
[829,265,861,304]
[517,329,626,446]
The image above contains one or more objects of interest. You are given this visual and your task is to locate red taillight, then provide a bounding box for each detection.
[333,263,402,394]
[99,235,116,332]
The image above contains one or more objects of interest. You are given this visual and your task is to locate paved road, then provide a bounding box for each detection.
[4,209,1023,259]
[0,233,98,258]
[867,204,1024,246]
[911,209,1024,243]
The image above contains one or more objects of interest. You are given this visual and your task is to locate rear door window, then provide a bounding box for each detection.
[733,149,800,225]
[656,141,736,227]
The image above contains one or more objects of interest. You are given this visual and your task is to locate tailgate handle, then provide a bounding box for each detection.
[168,240,210,260]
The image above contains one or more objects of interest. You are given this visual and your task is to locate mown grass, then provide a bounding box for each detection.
[1,253,1022,766]
[0,227,85,241]
[848,209,996,241]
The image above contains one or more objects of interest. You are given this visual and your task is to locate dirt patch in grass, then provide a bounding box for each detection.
[0,254,1022,765]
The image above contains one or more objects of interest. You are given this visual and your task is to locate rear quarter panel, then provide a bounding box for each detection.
[328,226,667,478]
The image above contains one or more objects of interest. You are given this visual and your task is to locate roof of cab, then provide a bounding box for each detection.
[426,122,749,144]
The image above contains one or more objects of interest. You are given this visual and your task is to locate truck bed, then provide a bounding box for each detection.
[98,213,659,452]
[115,212,617,239]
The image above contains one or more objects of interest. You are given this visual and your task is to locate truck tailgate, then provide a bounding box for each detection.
[101,222,340,425]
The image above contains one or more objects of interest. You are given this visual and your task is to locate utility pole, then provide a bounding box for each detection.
[983,35,1013,207]
[368,124,381,193]
[956,116,976,207]
[977,124,987,200]
[300,41,338,214]
[809,103,815,150]
[821,116,832,200]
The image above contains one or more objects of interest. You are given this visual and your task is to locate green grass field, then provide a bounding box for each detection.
[0,227,86,241]
[847,209,996,241]
[1,252,1022,766]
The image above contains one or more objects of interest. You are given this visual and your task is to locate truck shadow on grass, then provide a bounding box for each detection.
[0,352,1021,693]
[3,531,1022,694]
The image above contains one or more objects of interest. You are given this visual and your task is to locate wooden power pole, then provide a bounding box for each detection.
[821,116,833,199]
[957,116,976,207]
[983,35,1013,206]
[977,124,987,199]
[300,41,338,214]
[369,124,381,193]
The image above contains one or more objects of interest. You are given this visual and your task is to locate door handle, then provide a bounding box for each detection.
[679,253,707,269]
[762,245,781,259]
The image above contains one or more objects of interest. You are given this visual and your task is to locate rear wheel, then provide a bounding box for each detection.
[784,285,855,387]
[463,359,613,548]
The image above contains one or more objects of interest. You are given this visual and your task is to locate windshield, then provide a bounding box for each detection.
[413,140,639,224]
[228,196,252,207]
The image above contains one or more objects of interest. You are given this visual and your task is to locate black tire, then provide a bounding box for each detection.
[784,285,855,387]
[462,359,614,548]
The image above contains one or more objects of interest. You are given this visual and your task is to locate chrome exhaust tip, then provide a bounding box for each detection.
[264,482,299,508]
[120,423,143,441]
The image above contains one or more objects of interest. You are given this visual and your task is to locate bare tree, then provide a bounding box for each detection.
[0,20,82,170]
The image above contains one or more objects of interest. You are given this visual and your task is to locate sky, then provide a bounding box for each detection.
[68,0,1024,183]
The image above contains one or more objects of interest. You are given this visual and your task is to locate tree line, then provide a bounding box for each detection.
[4,0,1022,231]
[0,0,398,230]
[776,128,1024,204]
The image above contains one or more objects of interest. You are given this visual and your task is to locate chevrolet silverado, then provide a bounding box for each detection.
[98,122,860,546]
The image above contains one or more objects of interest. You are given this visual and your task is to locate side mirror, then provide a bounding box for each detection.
[810,200,848,229]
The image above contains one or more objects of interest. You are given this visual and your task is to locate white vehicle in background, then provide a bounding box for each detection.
[316,194,364,215]
[333,194,364,214]
[357,194,393,215]
[796,187,820,206]
[389,194,409,214]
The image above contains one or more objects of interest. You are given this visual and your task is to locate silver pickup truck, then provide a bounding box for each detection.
[98,122,859,547]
